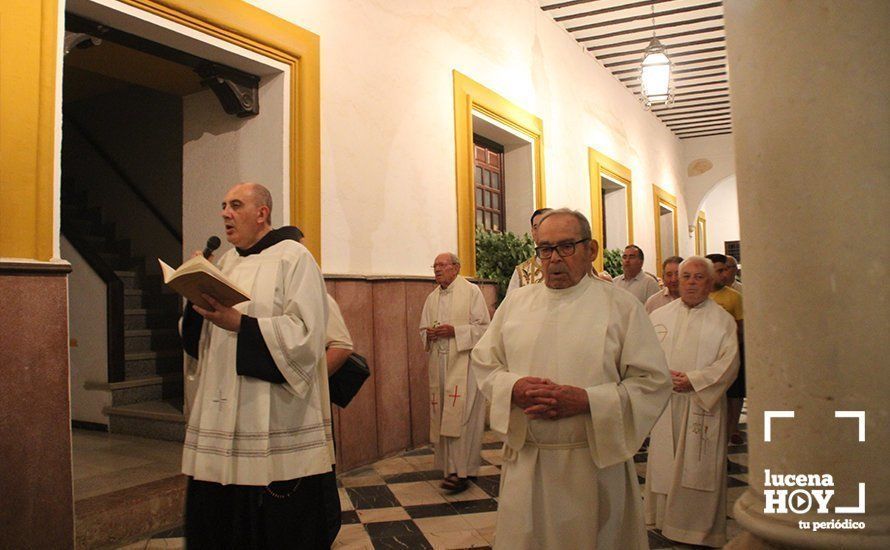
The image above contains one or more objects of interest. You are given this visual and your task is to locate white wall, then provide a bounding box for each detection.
[701,175,741,255]
[182,74,286,261]
[62,236,111,425]
[682,133,736,227]
[248,0,690,276]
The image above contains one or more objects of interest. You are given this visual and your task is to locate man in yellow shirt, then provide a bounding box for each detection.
[706,254,745,445]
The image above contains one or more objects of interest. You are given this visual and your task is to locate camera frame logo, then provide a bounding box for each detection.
[762,411,866,532]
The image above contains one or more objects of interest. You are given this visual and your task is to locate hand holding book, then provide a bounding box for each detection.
[158,255,251,310]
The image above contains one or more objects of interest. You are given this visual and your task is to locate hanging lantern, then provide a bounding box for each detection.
[640,37,674,109]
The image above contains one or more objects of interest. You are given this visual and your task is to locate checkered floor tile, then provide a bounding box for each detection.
[130,419,750,549]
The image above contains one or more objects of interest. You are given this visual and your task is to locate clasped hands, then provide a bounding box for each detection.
[512,376,589,420]
[670,370,692,392]
[425,324,455,341]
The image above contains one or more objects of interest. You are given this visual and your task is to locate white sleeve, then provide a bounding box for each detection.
[454,286,492,352]
[505,269,520,295]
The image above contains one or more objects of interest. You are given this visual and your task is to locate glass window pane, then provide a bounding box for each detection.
[474,166,482,184]
[475,187,482,207]
[492,193,499,209]
[483,191,490,208]
[483,170,490,186]
[476,209,484,228]
[484,211,491,229]
[492,173,499,189]
[492,215,500,232]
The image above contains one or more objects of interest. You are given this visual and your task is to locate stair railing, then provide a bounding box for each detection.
[65,115,183,244]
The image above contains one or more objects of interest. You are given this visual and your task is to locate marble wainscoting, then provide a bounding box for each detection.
[0,262,75,549]
[324,275,497,472]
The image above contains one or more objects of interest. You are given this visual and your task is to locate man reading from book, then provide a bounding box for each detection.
[180,182,334,549]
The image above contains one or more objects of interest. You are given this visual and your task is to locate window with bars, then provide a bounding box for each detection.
[473,135,505,232]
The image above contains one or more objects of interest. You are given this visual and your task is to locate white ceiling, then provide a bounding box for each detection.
[538,0,731,139]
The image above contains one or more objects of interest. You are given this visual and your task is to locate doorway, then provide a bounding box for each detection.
[59,0,316,545]
[652,185,679,278]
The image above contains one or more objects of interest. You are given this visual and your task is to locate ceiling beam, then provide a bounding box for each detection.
[668,119,733,130]
[587,26,724,52]
[678,131,733,139]
[576,14,723,42]
[540,0,598,12]
[658,107,732,121]
[595,37,725,60]
[603,46,725,67]
[555,0,673,22]
[567,2,722,33]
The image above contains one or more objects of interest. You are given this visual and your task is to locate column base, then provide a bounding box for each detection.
[734,489,889,549]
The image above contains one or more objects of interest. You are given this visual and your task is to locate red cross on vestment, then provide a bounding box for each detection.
[448,385,461,407]
[430,394,438,407]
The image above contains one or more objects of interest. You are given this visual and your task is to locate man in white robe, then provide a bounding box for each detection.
[471,209,671,549]
[420,252,491,492]
[180,183,333,548]
[645,256,740,547]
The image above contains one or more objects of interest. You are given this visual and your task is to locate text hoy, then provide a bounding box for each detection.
[763,469,865,515]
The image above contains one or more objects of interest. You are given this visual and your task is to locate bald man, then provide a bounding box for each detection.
[420,253,491,492]
[181,182,334,548]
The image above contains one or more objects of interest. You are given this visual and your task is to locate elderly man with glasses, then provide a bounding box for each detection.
[419,253,491,493]
[471,209,671,549]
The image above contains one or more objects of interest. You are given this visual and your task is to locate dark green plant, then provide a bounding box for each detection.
[603,248,623,277]
[475,228,535,302]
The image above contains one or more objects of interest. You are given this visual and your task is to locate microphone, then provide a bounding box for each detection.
[203,236,221,259]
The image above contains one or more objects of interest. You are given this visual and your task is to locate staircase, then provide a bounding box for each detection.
[62,183,187,441]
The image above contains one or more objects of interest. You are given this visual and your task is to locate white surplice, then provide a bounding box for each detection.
[471,276,671,550]
[419,276,490,477]
[645,298,739,547]
[182,240,333,486]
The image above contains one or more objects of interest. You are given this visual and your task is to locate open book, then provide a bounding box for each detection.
[158,256,250,310]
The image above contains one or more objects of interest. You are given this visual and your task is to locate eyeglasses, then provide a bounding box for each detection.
[535,238,590,259]
[431,263,455,269]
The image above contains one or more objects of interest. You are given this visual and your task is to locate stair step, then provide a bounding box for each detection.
[124,327,181,353]
[99,252,134,270]
[124,309,179,330]
[86,374,183,406]
[105,399,186,441]
[75,474,186,550]
[125,349,182,362]
[125,352,183,379]
[115,270,142,289]
[124,289,179,310]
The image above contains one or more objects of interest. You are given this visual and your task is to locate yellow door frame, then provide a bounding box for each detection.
[1,0,322,262]
[695,210,707,255]
[452,70,545,276]
[588,148,633,272]
[652,184,679,278]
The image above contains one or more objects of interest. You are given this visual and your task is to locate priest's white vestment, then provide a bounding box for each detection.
[182,238,333,485]
[471,277,671,549]
[419,275,491,477]
[645,298,739,547]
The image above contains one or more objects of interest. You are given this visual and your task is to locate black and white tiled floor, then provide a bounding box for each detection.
[124,421,749,549]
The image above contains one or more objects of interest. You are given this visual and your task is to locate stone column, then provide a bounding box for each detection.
[723,1,889,548]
